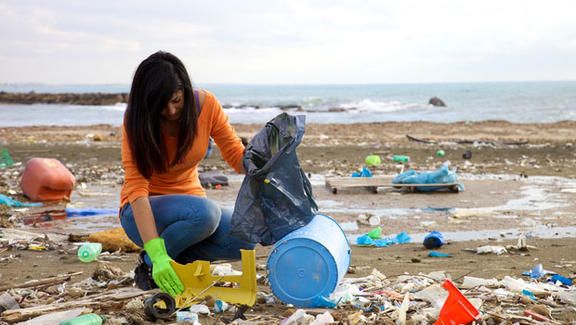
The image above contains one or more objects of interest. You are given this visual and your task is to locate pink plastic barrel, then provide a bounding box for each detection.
[20,158,75,201]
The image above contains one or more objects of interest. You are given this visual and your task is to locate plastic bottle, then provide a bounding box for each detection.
[391,155,410,164]
[77,242,102,263]
[423,231,445,249]
[60,313,103,325]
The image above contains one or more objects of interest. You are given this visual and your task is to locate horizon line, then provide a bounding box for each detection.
[1,79,576,87]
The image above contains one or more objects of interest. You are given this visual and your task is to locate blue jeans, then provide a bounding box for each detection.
[120,194,255,263]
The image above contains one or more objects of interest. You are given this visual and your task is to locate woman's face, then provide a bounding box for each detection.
[161,89,184,121]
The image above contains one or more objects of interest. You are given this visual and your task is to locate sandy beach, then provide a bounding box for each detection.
[1,121,576,323]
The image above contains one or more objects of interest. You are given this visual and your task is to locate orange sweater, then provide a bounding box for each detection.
[120,90,244,207]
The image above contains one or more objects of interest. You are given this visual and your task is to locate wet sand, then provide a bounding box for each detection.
[1,121,576,323]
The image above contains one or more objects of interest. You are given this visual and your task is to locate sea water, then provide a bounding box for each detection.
[1,81,576,126]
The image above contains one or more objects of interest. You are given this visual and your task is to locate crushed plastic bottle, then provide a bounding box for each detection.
[77,243,102,263]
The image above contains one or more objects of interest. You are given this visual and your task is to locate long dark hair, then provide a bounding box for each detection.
[124,51,197,179]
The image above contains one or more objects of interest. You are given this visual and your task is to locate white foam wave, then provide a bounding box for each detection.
[224,106,281,114]
[99,103,127,112]
[341,99,427,113]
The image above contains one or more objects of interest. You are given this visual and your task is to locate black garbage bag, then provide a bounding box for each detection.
[230,113,318,246]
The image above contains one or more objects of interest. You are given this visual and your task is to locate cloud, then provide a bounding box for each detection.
[1,0,576,84]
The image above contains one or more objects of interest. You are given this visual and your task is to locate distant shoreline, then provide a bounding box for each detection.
[0,91,127,105]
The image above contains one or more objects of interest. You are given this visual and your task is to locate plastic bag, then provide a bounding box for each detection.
[231,113,317,245]
[392,164,462,192]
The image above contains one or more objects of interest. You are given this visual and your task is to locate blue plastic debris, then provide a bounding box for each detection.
[522,264,555,279]
[351,166,373,178]
[0,194,42,207]
[550,274,573,286]
[392,164,464,192]
[65,208,118,218]
[356,232,411,247]
[423,231,446,249]
[356,234,374,246]
[373,238,395,247]
[311,296,338,308]
[395,232,411,244]
[522,289,537,301]
[428,251,451,258]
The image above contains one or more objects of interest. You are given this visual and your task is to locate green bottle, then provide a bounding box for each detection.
[391,155,410,164]
[0,148,14,169]
[60,314,103,325]
[77,243,102,263]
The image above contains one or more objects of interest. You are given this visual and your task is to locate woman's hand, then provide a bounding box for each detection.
[144,237,184,296]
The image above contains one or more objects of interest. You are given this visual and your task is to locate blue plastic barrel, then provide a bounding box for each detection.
[266,214,351,307]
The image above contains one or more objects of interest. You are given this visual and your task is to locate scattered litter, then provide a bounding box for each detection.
[366,227,382,239]
[357,214,381,226]
[65,207,118,218]
[211,263,242,276]
[176,311,200,324]
[214,300,230,313]
[550,274,573,286]
[423,231,445,249]
[339,221,359,232]
[60,313,103,325]
[475,245,508,255]
[351,166,373,178]
[461,276,500,289]
[281,309,314,325]
[364,155,381,166]
[522,263,556,279]
[0,292,19,313]
[428,251,451,258]
[77,242,102,263]
[0,194,42,208]
[188,304,211,315]
[436,280,480,325]
[356,230,411,247]
[21,308,89,325]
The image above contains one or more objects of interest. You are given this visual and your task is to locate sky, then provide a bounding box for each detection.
[1,0,575,85]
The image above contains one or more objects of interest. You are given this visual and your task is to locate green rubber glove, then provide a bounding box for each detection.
[143,237,184,296]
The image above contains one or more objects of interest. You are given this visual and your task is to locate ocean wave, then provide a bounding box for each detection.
[221,99,427,114]
[341,99,428,113]
[98,103,127,112]
[223,106,281,113]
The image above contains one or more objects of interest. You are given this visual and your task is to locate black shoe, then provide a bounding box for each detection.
[134,251,158,291]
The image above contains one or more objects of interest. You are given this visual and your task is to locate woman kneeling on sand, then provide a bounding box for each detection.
[119,51,254,296]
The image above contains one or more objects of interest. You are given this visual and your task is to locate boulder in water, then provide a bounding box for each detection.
[428,97,446,107]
